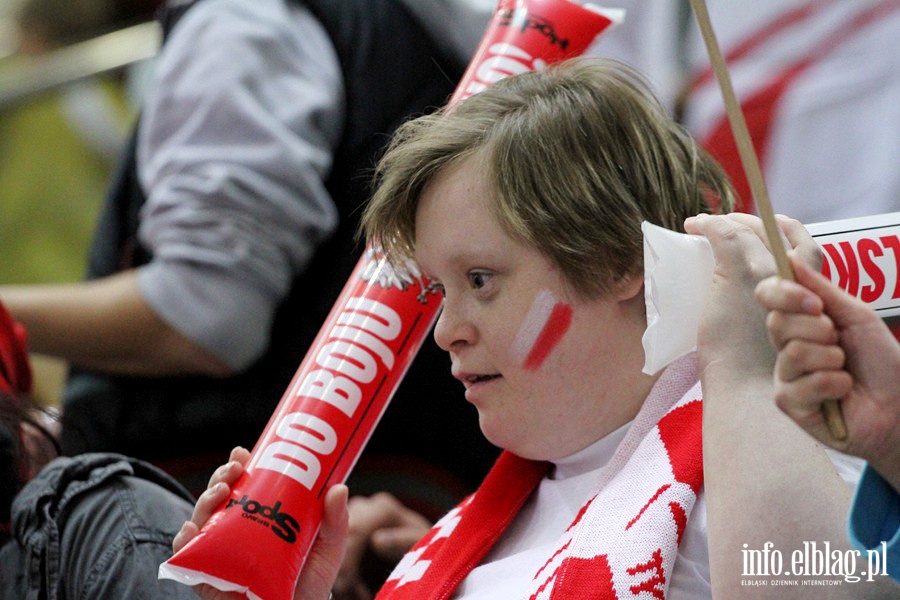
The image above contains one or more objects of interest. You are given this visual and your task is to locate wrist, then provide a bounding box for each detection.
[698,347,773,389]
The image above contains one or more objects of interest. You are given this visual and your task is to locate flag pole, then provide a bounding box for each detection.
[689,0,847,440]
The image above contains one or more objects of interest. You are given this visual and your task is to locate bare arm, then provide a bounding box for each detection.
[687,213,896,598]
[0,271,231,377]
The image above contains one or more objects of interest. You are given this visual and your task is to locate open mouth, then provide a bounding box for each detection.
[466,374,501,385]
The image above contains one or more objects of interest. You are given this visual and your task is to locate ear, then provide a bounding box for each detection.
[612,272,645,303]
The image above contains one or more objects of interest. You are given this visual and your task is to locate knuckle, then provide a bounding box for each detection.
[782,340,806,364]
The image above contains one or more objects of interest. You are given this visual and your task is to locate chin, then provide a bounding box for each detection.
[478,416,513,453]
[478,419,546,461]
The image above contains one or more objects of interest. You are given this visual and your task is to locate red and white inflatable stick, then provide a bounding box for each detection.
[159,2,622,599]
[448,0,623,106]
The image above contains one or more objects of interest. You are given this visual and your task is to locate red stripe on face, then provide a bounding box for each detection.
[523,302,573,371]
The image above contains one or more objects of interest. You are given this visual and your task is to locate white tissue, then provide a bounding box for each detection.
[641,212,900,374]
[641,221,714,375]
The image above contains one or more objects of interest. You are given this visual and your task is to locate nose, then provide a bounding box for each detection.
[433,298,476,352]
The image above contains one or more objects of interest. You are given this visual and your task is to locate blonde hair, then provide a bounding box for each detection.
[361,57,734,298]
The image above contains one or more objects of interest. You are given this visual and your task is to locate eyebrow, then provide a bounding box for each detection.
[427,249,497,277]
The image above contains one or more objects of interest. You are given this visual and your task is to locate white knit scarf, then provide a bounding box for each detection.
[376,354,704,600]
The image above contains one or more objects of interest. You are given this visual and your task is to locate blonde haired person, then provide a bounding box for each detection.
[178,58,896,599]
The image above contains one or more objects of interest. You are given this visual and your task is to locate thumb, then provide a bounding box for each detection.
[294,485,349,600]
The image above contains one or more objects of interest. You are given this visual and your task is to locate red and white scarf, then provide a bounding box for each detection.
[376,354,704,600]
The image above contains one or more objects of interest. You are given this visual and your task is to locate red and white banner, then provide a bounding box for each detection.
[807,212,900,319]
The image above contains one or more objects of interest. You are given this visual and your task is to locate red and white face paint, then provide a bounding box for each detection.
[159,2,622,599]
[512,289,574,371]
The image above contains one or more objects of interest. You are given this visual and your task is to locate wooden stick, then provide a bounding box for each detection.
[689,0,847,441]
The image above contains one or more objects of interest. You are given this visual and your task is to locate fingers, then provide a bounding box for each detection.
[773,369,853,437]
[173,447,250,555]
[347,493,430,539]
[368,509,431,562]
[684,213,819,283]
[295,485,350,600]
[323,485,350,535]
[172,519,200,554]
[724,211,786,251]
[193,479,232,529]
[764,310,838,350]
[757,251,882,353]
[774,338,846,382]
[229,446,251,464]
[775,215,822,271]
[683,213,775,280]
[206,446,250,490]
[344,493,415,562]
[171,478,231,554]
[370,524,428,562]
[789,253,875,330]
[755,274,823,317]
[340,493,403,583]
[754,254,839,355]
[726,213,818,269]
[716,211,790,264]
[192,583,248,600]
[684,212,752,246]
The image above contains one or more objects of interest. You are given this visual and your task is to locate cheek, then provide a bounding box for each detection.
[511,289,574,371]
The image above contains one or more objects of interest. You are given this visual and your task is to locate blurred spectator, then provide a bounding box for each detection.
[0,0,501,517]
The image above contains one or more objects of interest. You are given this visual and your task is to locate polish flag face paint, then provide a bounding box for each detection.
[513,289,573,371]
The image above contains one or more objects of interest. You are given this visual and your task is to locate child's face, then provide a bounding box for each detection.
[414,157,652,461]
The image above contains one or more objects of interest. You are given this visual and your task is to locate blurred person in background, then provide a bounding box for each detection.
[0,0,500,537]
